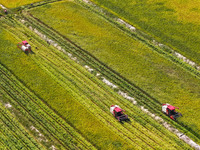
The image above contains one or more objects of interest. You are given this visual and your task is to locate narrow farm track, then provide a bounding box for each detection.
[19,12,200,144]
[0,64,97,150]
[1,18,194,149]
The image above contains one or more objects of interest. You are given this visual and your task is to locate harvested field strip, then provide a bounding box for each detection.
[0,101,43,149]
[5,18,194,149]
[0,63,97,150]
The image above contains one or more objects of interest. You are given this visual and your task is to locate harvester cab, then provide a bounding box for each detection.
[17,40,32,53]
[162,104,182,121]
[110,105,130,123]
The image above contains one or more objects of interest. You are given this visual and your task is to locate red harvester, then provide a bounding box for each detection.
[110,105,130,122]
[162,103,182,121]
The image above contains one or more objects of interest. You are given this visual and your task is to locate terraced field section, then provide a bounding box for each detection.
[29,0,200,138]
[0,13,196,149]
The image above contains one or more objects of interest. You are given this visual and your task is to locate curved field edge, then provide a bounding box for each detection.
[27,0,200,138]
[0,18,195,149]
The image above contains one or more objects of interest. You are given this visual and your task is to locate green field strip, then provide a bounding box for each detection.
[0,64,97,150]
[0,87,67,150]
[87,0,200,65]
[0,71,91,149]
[0,108,42,149]
[12,12,200,145]
[78,0,200,79]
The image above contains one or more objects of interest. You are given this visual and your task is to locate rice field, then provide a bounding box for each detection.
[29,0,200,137]
[0,0,200,149]
[90,0,200,65]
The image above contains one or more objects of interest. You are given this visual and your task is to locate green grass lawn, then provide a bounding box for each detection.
[90,0,200,65]
[29,0,200,136]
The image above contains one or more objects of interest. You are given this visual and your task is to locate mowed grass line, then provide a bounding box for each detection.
[0,23,137,149]
[29,0,200,136]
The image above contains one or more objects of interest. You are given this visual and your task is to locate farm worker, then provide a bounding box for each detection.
[26,43,32,52]
[4,9,7,14]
